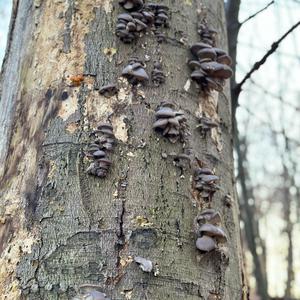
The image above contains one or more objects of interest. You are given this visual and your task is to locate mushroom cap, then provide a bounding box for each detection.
[196,48,217,60]
[188,60,202,70]
[190,42,212,56]
[191,70,206,81]
[212,64,233,79]
[93,150,106,158]
[117,13,134,23]
[99,84,118,96]
[134,256,153,272]
[214,48,227,56]
[155,107,176,118]
[97,123,113,131]
[216,54,232,66]
[153,118,168,129]
[197,209,222,225]
[200,174,219,183]
[199,224,227,241]
[196,236,216,252]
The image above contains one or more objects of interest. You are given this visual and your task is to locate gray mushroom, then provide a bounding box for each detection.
[122,59,149,85]
[153,102,186,143]
[196,235,216,252]
[99,84,118,97]
[134,256,153,273]
[119,0,144,11]
[199,223,227,242]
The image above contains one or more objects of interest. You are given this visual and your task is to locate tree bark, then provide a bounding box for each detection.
[0,0,245,299]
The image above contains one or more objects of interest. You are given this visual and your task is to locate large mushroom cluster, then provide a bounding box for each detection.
[194,209,227,253]
[116,10,155,43]
[116,1,169,44]
[194,167,219,201]
[153,102,187,143]
[86,123,116,178]
[189,23,233,93]
[122,57,149,85]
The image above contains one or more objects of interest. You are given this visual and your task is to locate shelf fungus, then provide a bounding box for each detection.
[116,2,169,44]
[194,209,227,253]
[122,58,149,85]
[134,256,153,273]
[151,61,165,86]
[189,23,233,93]
[86,123,116,178]
[73,287,111,300]
[193,168,219,201]
[99,84,118,98]
[116,11,154,43]
[197,114,219,136]
[153,102,187,143]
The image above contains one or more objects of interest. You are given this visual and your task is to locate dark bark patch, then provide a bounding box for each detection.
[0,217,14,255]
[130,228,158,249]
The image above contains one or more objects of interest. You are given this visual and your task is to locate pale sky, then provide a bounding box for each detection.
[0,0,12,63]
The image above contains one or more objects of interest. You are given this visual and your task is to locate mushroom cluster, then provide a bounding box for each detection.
[116,1,169,44]
[189,22,233,93]
[197,114,218,136]
[153,102,186,143]
[119,0,144,11]
[86,123,116,178]
[194,167,219,201]
[194,209,227,252]
[122,57,149,85]
[147,3,169,28]
[151,61,165,86]
[116,10,154,43]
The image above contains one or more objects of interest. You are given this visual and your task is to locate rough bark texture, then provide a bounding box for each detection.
[0,0,244,299]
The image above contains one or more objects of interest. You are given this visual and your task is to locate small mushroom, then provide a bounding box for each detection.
[119,0,144,11]
[151,61,166,86]
[73,287,111,300]
[199,223,227,242]
[99,84,118,97]
[197,115,219,135]
[122,59,149,85]
[134,256,153,273]
[196,236,216,252]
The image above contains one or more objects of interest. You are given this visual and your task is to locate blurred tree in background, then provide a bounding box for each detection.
[226,0,300,299]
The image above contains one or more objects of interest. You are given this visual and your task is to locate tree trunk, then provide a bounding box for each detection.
[0,0,245,299]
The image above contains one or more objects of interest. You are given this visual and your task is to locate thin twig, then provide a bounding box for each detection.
[235,20,300,95]
[240,1,275,25]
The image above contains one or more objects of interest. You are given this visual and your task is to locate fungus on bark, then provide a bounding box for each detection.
[119,0,144,11]
[153,102,187,143]
[188,23,233,94]
[194,209,227,253]
[193,167,219,201]
[151,61,165,86]
[197,114,219,136]
[122,58,149,85]
[134,256,153,273]
[99,84,119,98]
[85,123,116,178]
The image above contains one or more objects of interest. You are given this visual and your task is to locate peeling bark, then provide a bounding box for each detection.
[0,0,244,299]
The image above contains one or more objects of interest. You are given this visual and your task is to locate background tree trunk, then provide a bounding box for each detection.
[0,0,245,299]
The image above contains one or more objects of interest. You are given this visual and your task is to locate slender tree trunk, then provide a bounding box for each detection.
[235,135,269,300]
[0,0,245,299]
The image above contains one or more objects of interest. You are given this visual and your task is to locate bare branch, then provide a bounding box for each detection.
[235,21,300,96]
[240,1,274,26]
